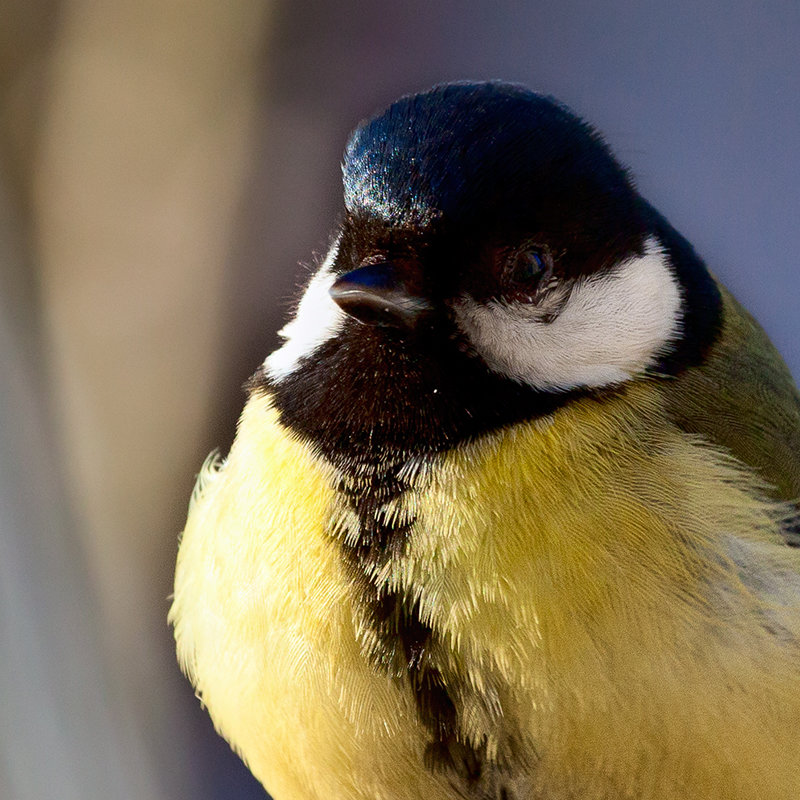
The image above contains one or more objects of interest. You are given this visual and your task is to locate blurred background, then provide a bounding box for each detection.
[1,1,798,798]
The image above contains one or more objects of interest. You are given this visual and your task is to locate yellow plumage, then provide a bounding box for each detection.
[171,82,800,799]
[172,346,800,799]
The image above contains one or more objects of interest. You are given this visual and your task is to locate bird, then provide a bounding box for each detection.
[170,81,800,800]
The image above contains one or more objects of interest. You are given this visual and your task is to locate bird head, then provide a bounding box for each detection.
[258,82,720,464]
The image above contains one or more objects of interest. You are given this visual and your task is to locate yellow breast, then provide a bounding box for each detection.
[171,397,462,800]
[172,386,800,799]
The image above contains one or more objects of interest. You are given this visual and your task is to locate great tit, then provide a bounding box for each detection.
[171,82,800,800]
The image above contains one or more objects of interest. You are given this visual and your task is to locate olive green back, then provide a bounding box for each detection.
[663,285,800,504]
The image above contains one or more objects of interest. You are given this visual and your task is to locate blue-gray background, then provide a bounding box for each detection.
[1,2,798,798]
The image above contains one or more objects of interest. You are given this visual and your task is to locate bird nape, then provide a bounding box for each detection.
[171,81,800,800]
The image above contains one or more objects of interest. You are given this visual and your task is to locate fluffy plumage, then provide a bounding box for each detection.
[171,82,800,799]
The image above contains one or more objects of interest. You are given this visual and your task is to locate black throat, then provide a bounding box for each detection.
[251,318,587,466]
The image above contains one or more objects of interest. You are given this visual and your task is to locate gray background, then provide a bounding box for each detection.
[1,2,798,799]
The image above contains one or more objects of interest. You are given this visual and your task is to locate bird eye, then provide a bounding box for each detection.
[509,247,549,284]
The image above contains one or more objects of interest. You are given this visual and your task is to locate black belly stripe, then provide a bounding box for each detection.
[332,460,486,783]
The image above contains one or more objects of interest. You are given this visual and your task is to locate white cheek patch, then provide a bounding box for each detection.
[452,237,683,391]
[264,241,346,381]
